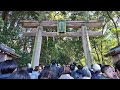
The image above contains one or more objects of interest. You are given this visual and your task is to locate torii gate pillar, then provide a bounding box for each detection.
[31,26,43,69]
[81,25,93,68]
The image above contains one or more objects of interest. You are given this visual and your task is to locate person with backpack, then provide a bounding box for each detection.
[50,60,59,79]
[59,65,74,79]
[91,64,102,79]
[70,64,80,79]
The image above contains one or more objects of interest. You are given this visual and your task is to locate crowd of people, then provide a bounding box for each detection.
[0,59,120,79]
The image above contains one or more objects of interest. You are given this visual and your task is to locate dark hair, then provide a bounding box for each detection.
[73,62,76,66]
[70,64,75,70]
[8,70,31,79]
[0,60,18,74]
[61,65,71,74]
[98,64,102,68]
[115,60,120,71]
[77,65,83,69]
[40,69,51,79]
[44,65,50,70]
[34,66,40,71]
[91,64,93,69]
[27,68,33,73]
[51,59,56,65]
[39,64,44,69]
[101,65,110,73]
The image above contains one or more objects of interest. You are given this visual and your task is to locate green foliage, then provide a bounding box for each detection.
[16,52,32,67]
[0,11,120,66]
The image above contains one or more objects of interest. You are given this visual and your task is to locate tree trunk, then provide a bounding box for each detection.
[23,37,27,52]
[100,40,104,64]
[30,37,35,55]
[2,11,9,22]
[9,18,16,31]
[23,29,28,52]
[97,38,104,64]
[93,38,100,63]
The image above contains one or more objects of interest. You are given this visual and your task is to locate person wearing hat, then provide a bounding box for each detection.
[91,64,102,79]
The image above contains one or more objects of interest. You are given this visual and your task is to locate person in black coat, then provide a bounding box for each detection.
[0,59,18,79]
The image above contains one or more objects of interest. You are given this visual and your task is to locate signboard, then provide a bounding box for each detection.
[57,20,66,33]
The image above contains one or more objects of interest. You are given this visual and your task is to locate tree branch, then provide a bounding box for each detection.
[106,11,119,45]
[2,11,9,21]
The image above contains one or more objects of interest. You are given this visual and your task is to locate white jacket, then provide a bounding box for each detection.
[59,74,74,79]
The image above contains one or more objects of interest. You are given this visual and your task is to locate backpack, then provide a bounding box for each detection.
[50,65,59,79]
[91,72,101,79]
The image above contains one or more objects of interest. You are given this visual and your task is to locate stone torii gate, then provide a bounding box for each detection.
[20,20,102,69]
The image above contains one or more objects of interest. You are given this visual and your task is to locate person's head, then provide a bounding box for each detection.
[8,70,31,79]
[34,66,42,73]
[91,64,93,68]
[44,65,50,70]
[39,64,44,70]
[101,65,116,79]
[77,65,83,70]
[34,66,39,71]
[0,60,18,74]
[98,64,102,68]
[115,60,120,78]
[70,64,75,71]
[27,68,33,73]
[61,65,71,74]
[92,64,101,72]
[40,69,51,79]
[73,62,77,66]
[51,59,56,65]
